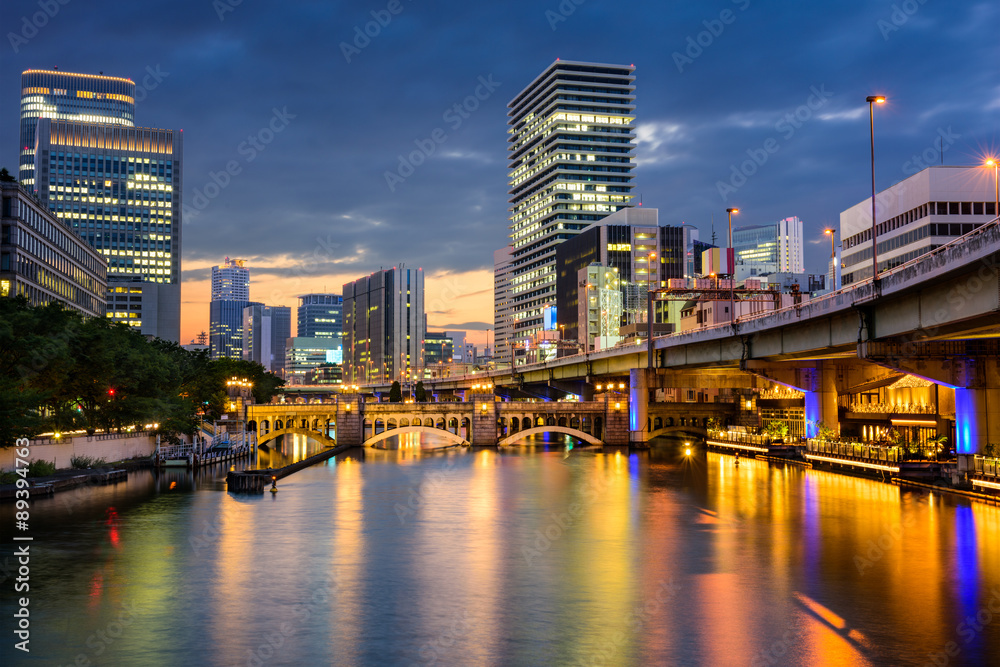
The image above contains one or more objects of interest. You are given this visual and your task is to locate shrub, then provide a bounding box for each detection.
[26,459,56,477]
[70,455,107,469]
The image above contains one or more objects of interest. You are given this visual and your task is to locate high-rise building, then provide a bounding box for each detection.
[285,337,342,385]
[506,60,636,349]
[210,258,251,359]
[343,267,424,384]
[424,332,454,368]
[297,293,343,338]
[840,166,997,285]
[33,117,183,341]
[243,304,291,375]
[19,69,136,191]
[732,216,804,281]
[1,179,107,317]
[493,246,513,365]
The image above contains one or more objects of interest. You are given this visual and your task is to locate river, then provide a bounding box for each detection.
[2,435,999,666]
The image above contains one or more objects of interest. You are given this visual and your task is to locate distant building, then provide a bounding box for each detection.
[243,304,291,375]
[297,293,342,338]
[34,117,183,341]
[19,69,136,191]
[210,258,251,359]
[732,216,804,282]
[424,332,454,368]
[506,60,636,350]
[285,336,342,385]
[578,264,624,352]
[840,166,997,285]
[1,180,107,317]
[343,266,425,384]
[493,246,513,365]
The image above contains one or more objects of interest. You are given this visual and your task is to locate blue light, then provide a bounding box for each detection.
[804,392,820,438]
[955,388,975,454]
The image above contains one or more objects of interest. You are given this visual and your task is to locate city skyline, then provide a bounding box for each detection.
[2,0,997,346]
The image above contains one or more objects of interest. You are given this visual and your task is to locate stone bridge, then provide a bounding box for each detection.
[248,392,734,448]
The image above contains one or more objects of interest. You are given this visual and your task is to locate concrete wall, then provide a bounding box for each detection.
[1,432,156,471]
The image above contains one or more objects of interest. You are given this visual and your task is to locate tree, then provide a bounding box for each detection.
[389,381,402,403]
[0,167,16,183]
[415,381,427,402]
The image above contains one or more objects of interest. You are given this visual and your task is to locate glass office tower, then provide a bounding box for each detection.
[20,69,135,191]
[506,60,636,348]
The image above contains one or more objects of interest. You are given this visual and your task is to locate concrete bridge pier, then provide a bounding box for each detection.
[605,395,631,448]
[744,360,840,438]
[629,368,651,446]
[471,392,499,447]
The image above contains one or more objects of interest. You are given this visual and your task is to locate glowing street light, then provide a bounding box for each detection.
[824,228,836,259]
[867,95,886,287]
[726,207,739,325]
[986,158,999,220]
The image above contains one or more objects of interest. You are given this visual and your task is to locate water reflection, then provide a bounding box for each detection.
[3,445,1000,666]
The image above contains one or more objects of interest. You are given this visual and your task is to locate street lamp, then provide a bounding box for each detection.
[726,207,739,325]
[867,95,886,288]
[986,159,999,220]
[646,250,657,369]
[824,228,837,290]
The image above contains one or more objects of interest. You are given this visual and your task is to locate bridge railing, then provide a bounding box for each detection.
[973,456,1000,479]
[708,429,771,446]
[806,439,903,463]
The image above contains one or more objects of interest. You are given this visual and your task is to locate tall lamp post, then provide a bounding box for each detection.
[646,251,656,368]
[824,227,836,289]
[867,95,886,289]
[986,159,999,220]
[726,207,739,326]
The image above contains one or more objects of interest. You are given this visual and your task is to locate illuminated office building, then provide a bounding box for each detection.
[19,69,135,191]
[343,267,425,384]
[210,258,251,359]
[243,304,291,375]
[33,117,182,341]
[1,179,107,317]
[506,60,636,349]
[733,216,804,282]
[297,293,343,338]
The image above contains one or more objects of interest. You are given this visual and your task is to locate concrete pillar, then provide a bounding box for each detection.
[629,368,651,444]
[471,392,498,446]
[955,387,1000,454]
[336,394,364,447]
[804,361,839,439]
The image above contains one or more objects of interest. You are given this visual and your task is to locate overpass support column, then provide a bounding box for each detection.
[336,394,364,447]
[804,362,839,439]
[471,393,498,446]
[955,359,1000,454]
[627,368,652,446]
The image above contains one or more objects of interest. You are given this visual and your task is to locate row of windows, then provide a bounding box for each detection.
[843,245,936,285]
[2,194,106,276]
[4,252,105,314]
[844,201,997,249]
[5,280,104,318]
[843,222,987,268]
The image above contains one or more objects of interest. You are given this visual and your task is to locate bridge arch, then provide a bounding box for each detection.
[257,427,337,448]
[498,426,603,448]
[647,426,708,440]
[365,426,468,449]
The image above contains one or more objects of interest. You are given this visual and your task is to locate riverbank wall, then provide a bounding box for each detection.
[1,432,156,471]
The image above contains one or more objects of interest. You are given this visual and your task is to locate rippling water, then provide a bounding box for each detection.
[3,436,999,666]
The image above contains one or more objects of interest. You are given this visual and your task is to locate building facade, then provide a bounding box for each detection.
[841,166,998,285]
[285,336,342,385]
[297,293,343,338]
[210,259,251,359]
[732,216,804,282]
[493,246,513,366]
[1,180,107,317]
[343,267,425,384]
[19,69,136,191]
[33,116,182,341]
[243,304,291,375]
[424,332,454,368]
[506,60,636,350]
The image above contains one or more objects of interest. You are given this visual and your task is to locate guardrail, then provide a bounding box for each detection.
[806,439,903,463]
[974,456,1000,479]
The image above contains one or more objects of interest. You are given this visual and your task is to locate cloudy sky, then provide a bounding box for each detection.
[3,0,998,344]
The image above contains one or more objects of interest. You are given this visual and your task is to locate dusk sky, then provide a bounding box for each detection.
[3,0,997,345]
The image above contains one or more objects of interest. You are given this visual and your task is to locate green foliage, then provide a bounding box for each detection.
[815,421,837,441]
[765,420,789,439]
[70,455,107,469]
[0,298,285,446]
[0,167,16,182]
[415,381,427,402]
[26,459,56,477]
[389,381,402,403]
[984,442,999,458]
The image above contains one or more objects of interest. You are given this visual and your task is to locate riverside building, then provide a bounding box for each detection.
[210,258,251,359]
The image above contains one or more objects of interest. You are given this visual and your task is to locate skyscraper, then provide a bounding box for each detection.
[506,60,636,350]
[493,246,513,365]
[342,267,424,384]
[19,69,136,191]
[297,293,343,338]
[243,304,291,375]
[210,258,251,359]
[33,117,183,340]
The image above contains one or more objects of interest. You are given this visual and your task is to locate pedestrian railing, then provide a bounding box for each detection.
[806,439,903,464]
[974,456,1000,479]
